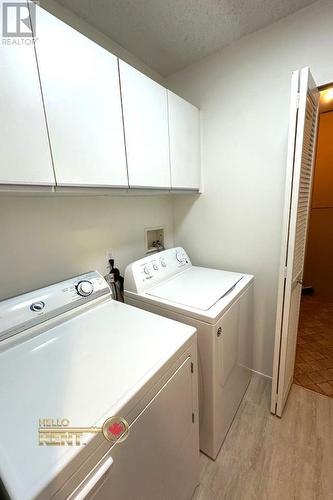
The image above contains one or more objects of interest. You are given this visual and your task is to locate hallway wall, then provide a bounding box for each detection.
[304,111,333,296]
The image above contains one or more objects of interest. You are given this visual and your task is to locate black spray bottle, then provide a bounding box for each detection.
[104,259,124,302]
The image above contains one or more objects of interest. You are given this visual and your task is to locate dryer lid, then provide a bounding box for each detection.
[146,267,244,311]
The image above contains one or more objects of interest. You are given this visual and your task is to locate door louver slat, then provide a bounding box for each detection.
[292,93,317,282]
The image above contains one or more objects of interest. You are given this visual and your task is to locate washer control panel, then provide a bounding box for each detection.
[0,271,110,343]
[124,247,192,294]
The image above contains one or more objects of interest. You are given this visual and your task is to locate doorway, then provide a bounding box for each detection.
[294,84,333,397]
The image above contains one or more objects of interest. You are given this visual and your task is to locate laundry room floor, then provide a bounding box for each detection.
[194,375,333,500]
[294,294,333,397]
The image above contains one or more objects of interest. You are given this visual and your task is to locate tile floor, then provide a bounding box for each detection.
[294,294,333,397]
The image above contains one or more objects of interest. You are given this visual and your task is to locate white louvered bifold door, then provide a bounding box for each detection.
[271,67,319,416]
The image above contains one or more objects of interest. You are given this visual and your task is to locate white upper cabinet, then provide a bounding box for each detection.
[33,5,128,188]
[0,2,54,187]
[119,61,171,189]
[168,91,201,191]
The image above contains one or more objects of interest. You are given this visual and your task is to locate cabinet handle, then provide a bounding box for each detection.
[73,456,113,500]
[217,327,222,337]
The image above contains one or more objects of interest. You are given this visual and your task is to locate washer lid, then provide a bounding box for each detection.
[147,267,244,311]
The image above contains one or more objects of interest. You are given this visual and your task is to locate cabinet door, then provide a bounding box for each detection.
[33,5,128,187]
[0,1,54,186]
[168,91,201,191]
[90,357,198,500]
[119,61,170,189]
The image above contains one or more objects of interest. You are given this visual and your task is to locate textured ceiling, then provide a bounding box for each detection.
[53,0,317,76]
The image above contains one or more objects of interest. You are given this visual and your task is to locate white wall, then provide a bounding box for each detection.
[0,195,174,300]
[167,0,333,377]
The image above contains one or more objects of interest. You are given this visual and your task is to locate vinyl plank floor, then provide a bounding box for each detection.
[194,375,333,500]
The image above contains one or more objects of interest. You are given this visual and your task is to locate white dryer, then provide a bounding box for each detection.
[125,247,254,459]
[0,271,199,500]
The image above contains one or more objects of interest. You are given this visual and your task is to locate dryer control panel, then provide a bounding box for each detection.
[0,271,110,344]
[124,247,192,294]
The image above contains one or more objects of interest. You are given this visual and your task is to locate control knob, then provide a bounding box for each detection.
[76,280,94,297]
[143,266,150,275]
[176,250,185,263]
[30,301,45,312]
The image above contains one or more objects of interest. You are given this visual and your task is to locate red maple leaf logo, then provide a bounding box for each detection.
[108,422,124,437]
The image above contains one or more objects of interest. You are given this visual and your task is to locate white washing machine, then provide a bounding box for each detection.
[125,247,254,459]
